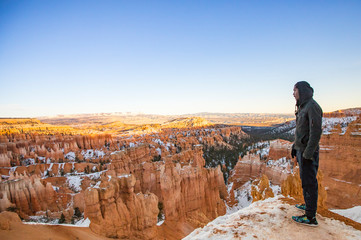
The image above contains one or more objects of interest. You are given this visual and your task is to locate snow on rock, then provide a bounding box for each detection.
[266,157,292,174]
[156,219,165,226]
[157,214,165,226]
[331,206,361,224]
[75,218,91,227]
[24,218,91,228]
[226,181,253,214]
[271,116,358,136]
[252,141,270,159]
[270,183,281,196]
[22,158,35,166]
[65,152,76,161]
[67,175,83,192]
[95,150,105,158]
[322,116,358,135]
[153,138,164,145]
[270,120,296,134]
[87,170,107,180]
[111,150,125,155]
[93,181,101,189]
[26,216,59,225]
[227,182,234,194]
[184,196,361,240]
[82,149,94,159]
[81,149,105,159]
[117,174,131,179]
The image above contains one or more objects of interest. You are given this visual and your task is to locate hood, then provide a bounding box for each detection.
[295,81,314,107]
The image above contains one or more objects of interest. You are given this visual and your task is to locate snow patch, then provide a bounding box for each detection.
[24,218,91,228]
[118,174,131,179]
[67,175,83,192]
[226,181,253,214]
[331,206,361,224]
[65,152,76,161]
[322,116,357,135]
[75,218,91,227]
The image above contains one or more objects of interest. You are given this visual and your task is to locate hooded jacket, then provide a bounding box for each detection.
[293,81,323,160]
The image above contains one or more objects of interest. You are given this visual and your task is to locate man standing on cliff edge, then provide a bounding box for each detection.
[291,81,323,227]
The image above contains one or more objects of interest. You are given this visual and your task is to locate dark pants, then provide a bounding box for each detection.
[296,149,319,218]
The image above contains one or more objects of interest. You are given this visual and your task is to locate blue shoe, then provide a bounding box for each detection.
[295,203,306,211]
[292,214,318,227]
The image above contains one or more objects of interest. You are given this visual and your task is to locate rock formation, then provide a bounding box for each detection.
[228,139,293,191]
[0,120,247,239]
[84,174,159,239]
[251,174,274,202]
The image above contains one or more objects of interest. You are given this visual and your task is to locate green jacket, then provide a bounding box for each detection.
[294,98,323,160]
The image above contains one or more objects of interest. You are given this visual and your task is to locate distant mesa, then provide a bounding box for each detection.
[161,117,212,129]
[0,118,42,126]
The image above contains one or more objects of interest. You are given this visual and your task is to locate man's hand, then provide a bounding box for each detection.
[291,147,297,166]
[291,148,296,158]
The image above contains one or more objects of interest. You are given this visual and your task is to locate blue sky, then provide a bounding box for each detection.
[1,0,360,117]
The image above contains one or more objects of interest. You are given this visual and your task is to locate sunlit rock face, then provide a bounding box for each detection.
[267,139,292,161]
[251,174,274,202]
[0,174,64,219]
[319,117,361,209]
[84,174,159,239]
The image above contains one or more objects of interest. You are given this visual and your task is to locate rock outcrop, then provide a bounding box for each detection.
[97,145,227,238]
[0,174,62,219]
[0,211,21,230]
[228,139,293,190]
[84,174,159,239]
[251,175,274,202]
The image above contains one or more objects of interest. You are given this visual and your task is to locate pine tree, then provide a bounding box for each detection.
[59,213,66,224]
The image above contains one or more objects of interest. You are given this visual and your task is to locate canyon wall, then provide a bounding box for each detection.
[319,118,361,208]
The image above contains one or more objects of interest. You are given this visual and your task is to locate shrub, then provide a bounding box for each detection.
[157,202,164,222]
[74,207,82,218]
[6,206,18,212]
[152,155,162,162]
[59,213,66,224]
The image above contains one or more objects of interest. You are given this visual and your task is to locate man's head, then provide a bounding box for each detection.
[293,86,300,101]
[294,81,314,106]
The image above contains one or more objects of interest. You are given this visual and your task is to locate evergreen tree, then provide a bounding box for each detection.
[59,213,66,224]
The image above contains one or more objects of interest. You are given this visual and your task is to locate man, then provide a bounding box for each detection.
[291,81,323,227]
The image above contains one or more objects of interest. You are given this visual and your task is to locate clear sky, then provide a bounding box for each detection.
[1,0,360,117]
